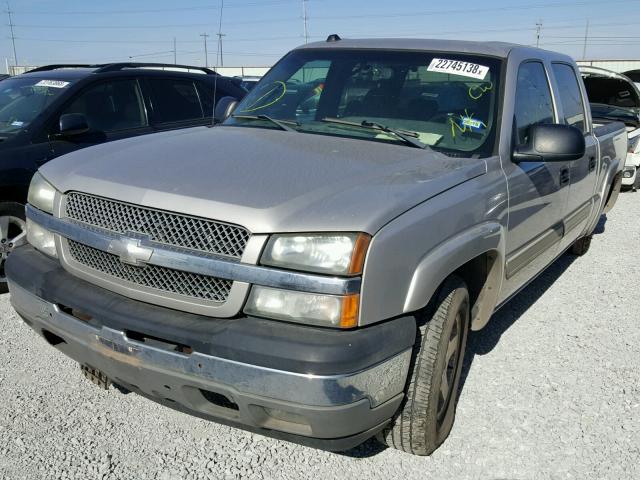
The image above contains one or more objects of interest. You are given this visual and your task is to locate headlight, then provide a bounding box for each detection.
[27,172,57,214]
[623,167,635,178]
[26,219,57,258]
[244,286,359,328]
[261,233,370,275]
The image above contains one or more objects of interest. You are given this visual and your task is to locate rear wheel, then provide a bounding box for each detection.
[570,234,592,256]
[0,202,27,294]
[377,275,469,456]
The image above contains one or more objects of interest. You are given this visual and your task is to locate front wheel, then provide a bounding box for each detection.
[377,275,469,456]
[0,202,27,294]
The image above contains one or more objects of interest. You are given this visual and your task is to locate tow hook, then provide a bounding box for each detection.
[80,364,111,390]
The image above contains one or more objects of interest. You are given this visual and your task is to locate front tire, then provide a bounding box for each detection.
[0,202,27,294]
[377,275,469,456]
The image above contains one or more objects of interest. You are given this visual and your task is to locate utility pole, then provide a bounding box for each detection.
[302,0,309,44]
[535,20,542,48]
[216,33,226,67]
[215,0,225,69]
[200,33,210,68]
[6,2,18,67]
[582,20,590,60]
[173,37,176,64]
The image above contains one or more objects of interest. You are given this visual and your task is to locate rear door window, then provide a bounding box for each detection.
[148,78,206,124]
[61,79,147,132]
[552,64,586,132]
[514,62,555,145]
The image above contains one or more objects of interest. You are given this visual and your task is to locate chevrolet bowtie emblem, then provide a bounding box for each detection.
[107,234,154,266]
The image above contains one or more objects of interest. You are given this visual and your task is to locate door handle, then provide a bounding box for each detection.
[588,156,596,172]
[560,168,570,185]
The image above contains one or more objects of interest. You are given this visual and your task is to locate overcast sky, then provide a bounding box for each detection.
[1,0,638,69]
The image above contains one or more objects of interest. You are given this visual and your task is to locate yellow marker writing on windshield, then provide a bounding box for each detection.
[240,81,287,113]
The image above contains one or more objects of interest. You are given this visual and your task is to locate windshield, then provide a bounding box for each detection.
[226,49,502,156]
[0,77,73,136]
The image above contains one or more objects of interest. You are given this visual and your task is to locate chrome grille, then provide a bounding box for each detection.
[65,192,250,258]
[68,240,232,303]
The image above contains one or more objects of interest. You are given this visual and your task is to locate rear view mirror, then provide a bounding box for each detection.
[59,113,90,137]
[214,96,239,123]
[513,124,585,163]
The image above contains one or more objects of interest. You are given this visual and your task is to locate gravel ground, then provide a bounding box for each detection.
[1,192,639,480]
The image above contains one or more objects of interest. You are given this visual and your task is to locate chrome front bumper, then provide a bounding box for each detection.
[9,278,410,445]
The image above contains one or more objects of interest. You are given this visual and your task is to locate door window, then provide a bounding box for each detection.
[61,79,147,132]
[149,78,206,123]
[514,62,555,145]
[552,63,586,132]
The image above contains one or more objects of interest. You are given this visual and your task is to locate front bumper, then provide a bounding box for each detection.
[6,246,414,451]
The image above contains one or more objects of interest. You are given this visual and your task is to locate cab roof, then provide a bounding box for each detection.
[296,37,562,60]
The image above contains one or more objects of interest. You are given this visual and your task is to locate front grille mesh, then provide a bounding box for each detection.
[65,192,250,259]
[68,240,232,303]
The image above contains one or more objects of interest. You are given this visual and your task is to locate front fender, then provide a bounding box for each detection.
[403,222,505,330]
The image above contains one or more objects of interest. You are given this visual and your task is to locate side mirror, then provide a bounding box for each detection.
[214,96,239,123]
[513,124,585,163]
[58,113,90,137]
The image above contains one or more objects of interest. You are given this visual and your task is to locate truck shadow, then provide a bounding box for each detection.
[460,213,607,384]
[342,214,608,459]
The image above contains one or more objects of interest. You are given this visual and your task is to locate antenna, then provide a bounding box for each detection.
[535,20,542,48]
[6,2,18,67]
[211,0,224,127]
[200,33,211,68]
[302,0,309,44]
[582,20,589,60]
[173,37,177,65]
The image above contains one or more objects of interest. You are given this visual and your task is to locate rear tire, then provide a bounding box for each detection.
[0,202,27,294]
[377,275,469,456]
[570,234,592,256]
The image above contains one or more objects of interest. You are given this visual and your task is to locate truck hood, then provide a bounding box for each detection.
[40,126,486,234]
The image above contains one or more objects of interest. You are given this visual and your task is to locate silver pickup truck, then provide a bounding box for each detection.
[6,38,626,456]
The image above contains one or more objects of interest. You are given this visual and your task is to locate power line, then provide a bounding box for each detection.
[12,0,310,15]
[310,0,640,21]
[13,0,636,30]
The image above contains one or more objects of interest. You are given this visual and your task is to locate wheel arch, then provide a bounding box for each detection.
[403,221,505,331]
[0,185,28,205]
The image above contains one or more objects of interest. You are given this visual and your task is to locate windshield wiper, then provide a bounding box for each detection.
[232,114,299,132]
[321,117,427,149]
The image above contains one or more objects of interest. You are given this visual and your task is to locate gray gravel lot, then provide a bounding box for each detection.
[1,193,639,480]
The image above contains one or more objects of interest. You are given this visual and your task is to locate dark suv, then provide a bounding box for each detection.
[0,63,246,291]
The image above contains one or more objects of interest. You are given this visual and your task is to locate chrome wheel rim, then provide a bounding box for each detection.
[437,311,462,424]
[0,215,27,283]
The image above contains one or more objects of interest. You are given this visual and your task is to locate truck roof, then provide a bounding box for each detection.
[296,37,564,60]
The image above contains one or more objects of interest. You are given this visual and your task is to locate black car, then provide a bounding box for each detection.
[0,62,246,292]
